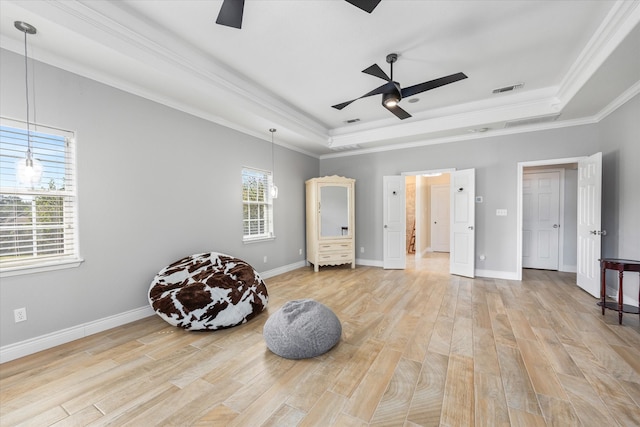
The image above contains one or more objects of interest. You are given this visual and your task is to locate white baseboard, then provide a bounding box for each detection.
[0,262,527,364]
[260,260,307,279]
[560,264,577,273]
[0,261,310,364]
[475,269,520,280]
[0,306,155,364]
[356,258,383,268]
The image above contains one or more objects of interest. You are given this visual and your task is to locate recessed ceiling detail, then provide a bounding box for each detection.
[0,0,636,156]
[504,113,561,128]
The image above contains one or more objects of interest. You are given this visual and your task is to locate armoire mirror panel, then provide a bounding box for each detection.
[320,185,350,238]
[306,176,355,272]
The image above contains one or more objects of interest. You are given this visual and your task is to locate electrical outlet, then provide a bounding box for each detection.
[299,248,302,255]
[14,307,27,323]
[360,247,364,253]
[263,256,267,263]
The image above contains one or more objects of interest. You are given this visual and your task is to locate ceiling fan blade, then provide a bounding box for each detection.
[332,82,394,110]
[345,0,382,13]
[384,103,412,120]
[216,0,245,29]
[362,64,390,81]
[332,100,358,110]
[401,72,468,98]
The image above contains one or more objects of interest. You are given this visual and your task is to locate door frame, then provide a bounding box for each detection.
[401,168,456,263]
[516,156,583,281]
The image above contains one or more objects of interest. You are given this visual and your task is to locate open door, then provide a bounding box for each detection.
[577,152,603,297]
[450,169,475,277]
[383,175,406,269]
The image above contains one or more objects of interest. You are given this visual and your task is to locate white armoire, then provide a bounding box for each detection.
[306,176,355,272]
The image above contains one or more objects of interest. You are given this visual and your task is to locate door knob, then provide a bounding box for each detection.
[553,224,560,228]
[468,226,474,230]
[384,225,388,228]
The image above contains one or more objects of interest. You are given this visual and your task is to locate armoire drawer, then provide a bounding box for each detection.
[318,252,352,262]
[318,242,352,253]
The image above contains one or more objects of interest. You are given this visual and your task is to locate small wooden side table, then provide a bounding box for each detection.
[598,258,640,324]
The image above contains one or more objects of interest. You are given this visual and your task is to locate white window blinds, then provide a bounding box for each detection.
[0,118,80,273]
[242,167,274,242]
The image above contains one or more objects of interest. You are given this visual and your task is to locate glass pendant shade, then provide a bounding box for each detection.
[16,149,43,187]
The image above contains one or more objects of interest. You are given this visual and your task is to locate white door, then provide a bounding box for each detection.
[450,169,475,278]
[431,184,450,252]
[523,171,560,270]
[383,176,406,269]
[577,152,603,297]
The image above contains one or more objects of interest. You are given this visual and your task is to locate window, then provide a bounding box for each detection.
[242,167,274,242]
[0,118,80,275]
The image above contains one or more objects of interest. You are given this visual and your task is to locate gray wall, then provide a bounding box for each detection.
[2,43,638,350]
[599,92,640,299]
[320,94,639,283]
[0,49,319,347]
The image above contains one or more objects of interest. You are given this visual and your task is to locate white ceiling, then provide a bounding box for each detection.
[1,0,639,157]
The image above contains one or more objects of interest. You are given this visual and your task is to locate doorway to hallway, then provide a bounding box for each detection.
[405,173,451,271]
[407,252,450,273]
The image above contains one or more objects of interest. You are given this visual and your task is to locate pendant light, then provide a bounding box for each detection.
[269,128,278,199]
[14,21,43,187]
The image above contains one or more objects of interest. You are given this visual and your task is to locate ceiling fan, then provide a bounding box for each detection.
[216,0,382,29]
[332,53,468,120]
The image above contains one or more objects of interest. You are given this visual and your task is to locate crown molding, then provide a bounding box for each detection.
[328,91,560,148]
[321,83,640,160]
[3,0,330,147]
[2,0,636,157]
[555,0,640,109]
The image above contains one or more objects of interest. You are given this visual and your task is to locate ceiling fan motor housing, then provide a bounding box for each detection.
[382,85,402,107]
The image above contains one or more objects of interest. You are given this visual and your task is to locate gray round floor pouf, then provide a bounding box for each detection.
[263,299,342,359]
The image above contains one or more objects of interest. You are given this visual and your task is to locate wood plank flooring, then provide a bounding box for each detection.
[1,254,639,426]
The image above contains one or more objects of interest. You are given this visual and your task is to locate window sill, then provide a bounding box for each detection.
[243,236,276,244]
[0,258,85,278]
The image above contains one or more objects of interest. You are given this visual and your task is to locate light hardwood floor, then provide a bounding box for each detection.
[1,254,639,426]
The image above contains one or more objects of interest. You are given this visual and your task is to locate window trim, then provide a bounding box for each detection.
[0,117,81,275]
[0,258,84,278]
[241,166,275,243]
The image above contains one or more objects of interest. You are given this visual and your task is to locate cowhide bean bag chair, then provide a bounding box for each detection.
[148,252,268,331]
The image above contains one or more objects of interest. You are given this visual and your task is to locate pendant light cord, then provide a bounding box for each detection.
[270,128,276,179]
[22,27,32,155]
